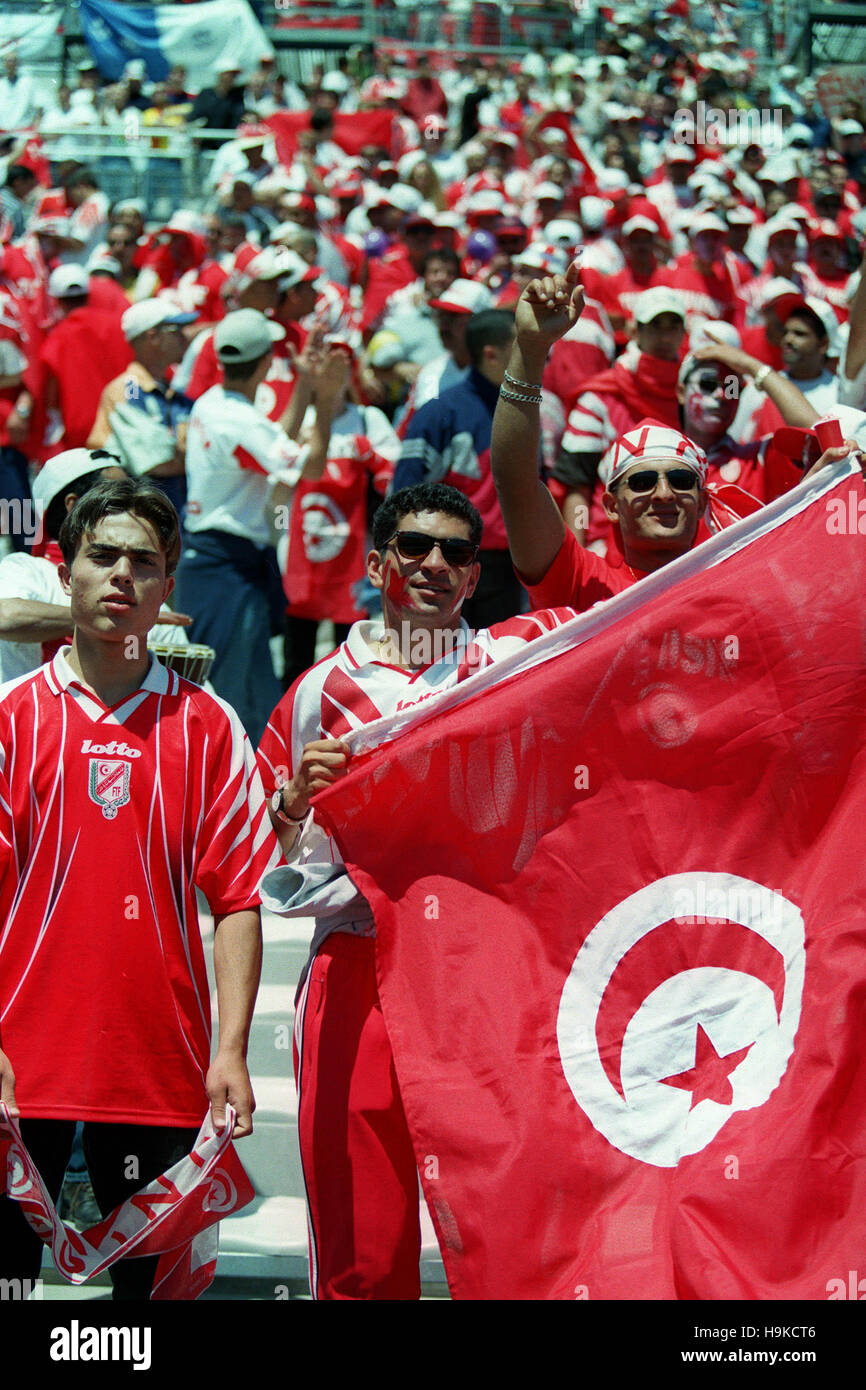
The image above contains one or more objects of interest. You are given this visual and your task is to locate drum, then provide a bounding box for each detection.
[148,642,216,686]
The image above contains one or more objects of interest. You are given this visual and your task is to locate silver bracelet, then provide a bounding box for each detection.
[500,384,543,405]
[504,369,543,392]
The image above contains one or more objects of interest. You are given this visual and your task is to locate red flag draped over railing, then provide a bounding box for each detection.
[315,460,866,1300]
[265,110,395,167]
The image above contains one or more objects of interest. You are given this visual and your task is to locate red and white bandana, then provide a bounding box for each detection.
[599,418,708,488]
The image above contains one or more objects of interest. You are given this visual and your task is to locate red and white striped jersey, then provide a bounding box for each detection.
[0,650,278,1127]
[256,611,575,958]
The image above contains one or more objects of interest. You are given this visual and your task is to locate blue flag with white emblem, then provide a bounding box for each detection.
[78,0,272,88]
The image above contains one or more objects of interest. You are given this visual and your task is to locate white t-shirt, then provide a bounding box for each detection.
[185,385,307,546]
[837,357,866,411]
[0,552,190,685]
[732,369,840,444]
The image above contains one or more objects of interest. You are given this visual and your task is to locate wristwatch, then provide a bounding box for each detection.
[270,788,306,826]
[752,364,772,392]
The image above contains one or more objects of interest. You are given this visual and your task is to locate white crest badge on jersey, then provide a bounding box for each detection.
[88,759,132,820]
[556,873,805,1168]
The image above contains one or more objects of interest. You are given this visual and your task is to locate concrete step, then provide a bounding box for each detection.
[211,984,295,1077]
[216,1195,447,1289]
[239,1077,303,1199]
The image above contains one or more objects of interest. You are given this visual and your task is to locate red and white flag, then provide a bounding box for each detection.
[314,459,866,1300]
[0,1106,254,1300]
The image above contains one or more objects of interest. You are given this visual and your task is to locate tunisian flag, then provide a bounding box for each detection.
[315,459,866,1300]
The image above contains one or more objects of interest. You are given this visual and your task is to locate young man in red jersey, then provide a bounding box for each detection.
[0,477,275,1300]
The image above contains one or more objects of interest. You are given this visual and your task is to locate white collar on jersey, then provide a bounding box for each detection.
[351,618,473,671]
[44,645,177,723]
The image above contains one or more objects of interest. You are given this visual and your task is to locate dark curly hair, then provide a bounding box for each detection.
[372,484,483,551]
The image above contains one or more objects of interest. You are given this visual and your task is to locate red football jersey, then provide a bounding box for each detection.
[0,652,277,1127]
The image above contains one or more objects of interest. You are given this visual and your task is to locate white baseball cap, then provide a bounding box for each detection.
[214,308,285,364]
[764,215,802,240]
[161,209,208,238]
[778,293,842,356]
[759,154,799,184]
[545,217,584,244]
[533,181,566,203]
[121,299,197,341]
[663,142,697,163]
[516,243,569,275]
[633,286,686,324]
[622,215,658,237]
[276,248,322,291]
[31,448,125,513]
[688,213,728,237]
[678,320,742,384]
[48,264,90,298]
[87,252,122,278]
[726,206,757,226]
[578,198,609,231]
[428,279,494,315]
[758,276,804,309]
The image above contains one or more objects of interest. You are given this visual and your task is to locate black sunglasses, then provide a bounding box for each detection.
[385,530,479,567]
[614,468,700,494]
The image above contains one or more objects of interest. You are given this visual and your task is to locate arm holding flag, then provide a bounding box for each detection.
[268,736,352,857]
[490,262,584,584]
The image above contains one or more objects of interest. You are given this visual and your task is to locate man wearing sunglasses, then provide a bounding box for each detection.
[256,482,576,1298]
[256,482,483,1300]
[491,262,718,611]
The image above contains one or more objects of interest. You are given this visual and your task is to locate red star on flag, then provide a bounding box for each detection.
[660,1024,753,1110]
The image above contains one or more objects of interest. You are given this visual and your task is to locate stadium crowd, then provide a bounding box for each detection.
[2,1,866,1301]
[3,14,866,718]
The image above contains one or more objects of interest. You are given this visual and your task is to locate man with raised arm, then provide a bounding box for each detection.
[490,264,822,613]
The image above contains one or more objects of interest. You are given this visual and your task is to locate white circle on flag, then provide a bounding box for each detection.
[556,873,805,1168]
[637,682,698,748]
[300,492,350,563]
[203,1170,237,1213]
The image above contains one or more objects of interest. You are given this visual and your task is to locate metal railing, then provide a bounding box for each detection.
[17,125,233,220]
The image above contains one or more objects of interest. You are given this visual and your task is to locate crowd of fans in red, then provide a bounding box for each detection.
[1,6,865,682]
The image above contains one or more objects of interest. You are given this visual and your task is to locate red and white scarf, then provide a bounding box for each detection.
[0,1105,254,1300]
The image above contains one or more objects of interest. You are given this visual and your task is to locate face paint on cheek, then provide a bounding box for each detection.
[385,568,413,607]
[685,386,718,428]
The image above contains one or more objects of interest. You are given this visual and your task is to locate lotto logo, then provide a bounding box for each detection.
[80,740,142,759]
